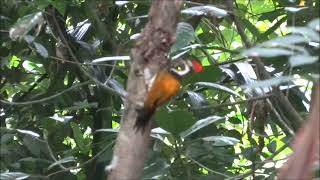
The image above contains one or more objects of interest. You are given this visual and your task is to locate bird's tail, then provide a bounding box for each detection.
[135,106,155,132]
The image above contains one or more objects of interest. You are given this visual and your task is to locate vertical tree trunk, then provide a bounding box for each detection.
[107,1,182,180]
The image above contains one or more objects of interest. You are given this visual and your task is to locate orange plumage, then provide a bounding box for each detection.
[135,69,181,129]
[135,59,202,131]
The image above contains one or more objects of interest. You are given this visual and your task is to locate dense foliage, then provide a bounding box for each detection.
[0,0,319,179]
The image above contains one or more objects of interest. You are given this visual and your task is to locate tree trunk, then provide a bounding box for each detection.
[107,1,182,180]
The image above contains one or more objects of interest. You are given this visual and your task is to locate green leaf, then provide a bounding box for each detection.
[258,9,285,21]
[243,47,294,57]
[181,5,228,18]
[308,18,320,31]
[33,42,48,58]
[201,136,240,146]
[22,135,41,157]
[195,82,240,96]
[70,122,87,154]
[9,55,21,68]
[1,134,15,144]
[267,141,277,153]
[34,0,51,10]
[242,76,293,89]
[143,158,169,179]
[180,115,224,138]
[258,16,287,41]
[241,19,260,36]
[289,55,318,67]
[48,156,75,170]
[262,34,310,46]
[170,22,195,53]
[65,101,98,111]
[182,65,224,85]
[50,114,73,123]
[16,129,40,137]
[228,117,242,124]
[186,91,207,107]
[287,27,320,42]
[155,109,196,135]
[52,0,67,15]
[9,12,44,41]
[0,172,30,180]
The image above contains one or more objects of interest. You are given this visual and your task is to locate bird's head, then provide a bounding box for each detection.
[170,59,203,76]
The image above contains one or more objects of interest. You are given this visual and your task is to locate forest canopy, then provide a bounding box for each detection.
[0,0,319,180]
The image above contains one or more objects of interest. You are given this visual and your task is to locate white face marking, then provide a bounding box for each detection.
[170,61,191,76]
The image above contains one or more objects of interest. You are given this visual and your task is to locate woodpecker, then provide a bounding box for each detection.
[135,59,203,130]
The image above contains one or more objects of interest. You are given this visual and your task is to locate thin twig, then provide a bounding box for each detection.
[188,156,231,178]
[104,62,116,85]
[226,143,290,180]
[191,94,272,110]
[225,0,303,129]
[48,8,122,97]
[49,56,123,68]
[267,99,295,136]
[0,81,90,106]
[47,141,114,177]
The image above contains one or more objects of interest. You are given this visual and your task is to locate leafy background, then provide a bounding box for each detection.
[0,0,319,179]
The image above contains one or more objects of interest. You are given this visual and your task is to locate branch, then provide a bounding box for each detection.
[0,81,90,106]
[225,0,303,130]
[191,94,272,110]
[107,1,182,180]
[46,7,122,97]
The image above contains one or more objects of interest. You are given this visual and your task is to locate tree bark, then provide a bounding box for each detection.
[107,1,182,180]
[277,83,320,179]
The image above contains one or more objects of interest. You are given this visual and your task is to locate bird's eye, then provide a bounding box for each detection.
[173,64,185,71]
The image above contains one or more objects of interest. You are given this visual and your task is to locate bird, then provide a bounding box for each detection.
[135,59,203,131]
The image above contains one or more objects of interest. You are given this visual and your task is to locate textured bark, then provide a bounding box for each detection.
[277,83,320,180]
[107,1,182,180]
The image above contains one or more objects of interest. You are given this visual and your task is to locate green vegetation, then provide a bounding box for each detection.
[1,0,319,179]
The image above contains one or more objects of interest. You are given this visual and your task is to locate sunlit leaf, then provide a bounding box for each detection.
[115,1,130,6]
[289,55,318,67]
[95,128,119,133]
[70,122,87,154]
[243,47,294,57]
[50,114,73,123]
[308,18,320,31]
[288,27,320,42]
[17,129,40,137]
[91,56,130,63]
[182,5,228,18]
[195,82,240,96]
[202,136,240,146]
[262,35,310,46]
[0,172,30,180]
[242,76,293,89]
[284,7,308,12]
